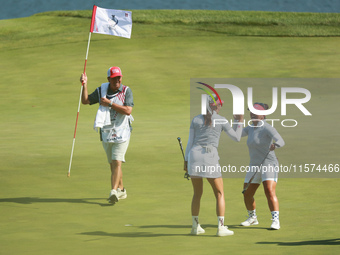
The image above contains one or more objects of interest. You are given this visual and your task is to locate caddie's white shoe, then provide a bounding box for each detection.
[240,216,259,226]
[217,226,234,237]
[117,188,127,199]
[270,219,280,230]
[190,224,205,235]
[108,189,119,204]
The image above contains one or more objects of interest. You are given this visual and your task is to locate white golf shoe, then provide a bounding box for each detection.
[117,188,127,199]
[240,216,259,226]
[190,224,205,235]
[108,189,119,204]
[217,226,234,237]
[270,219,280,230]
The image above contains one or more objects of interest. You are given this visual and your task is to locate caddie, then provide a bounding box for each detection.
[80,66,134,205]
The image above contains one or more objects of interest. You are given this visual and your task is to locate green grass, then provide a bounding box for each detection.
[0,10,339,255]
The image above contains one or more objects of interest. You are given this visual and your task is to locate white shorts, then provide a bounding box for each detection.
[102,138,130,163]
[244,163,279,184]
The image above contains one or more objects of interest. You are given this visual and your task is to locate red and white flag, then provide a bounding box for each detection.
[90,6,132,39]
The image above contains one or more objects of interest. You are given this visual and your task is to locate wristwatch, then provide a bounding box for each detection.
[108,102,112,108]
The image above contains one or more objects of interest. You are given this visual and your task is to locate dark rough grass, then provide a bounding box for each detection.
[33,10,340,37]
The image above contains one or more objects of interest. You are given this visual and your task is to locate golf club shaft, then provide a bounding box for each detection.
[177,137,185,160]
[242,143,279,193]
[177,137,190,180]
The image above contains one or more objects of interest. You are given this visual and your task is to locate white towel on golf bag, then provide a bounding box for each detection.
[93,83,111,132]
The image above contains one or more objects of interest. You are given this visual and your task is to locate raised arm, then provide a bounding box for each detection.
[224,115,244,142]
[80,73,91,105]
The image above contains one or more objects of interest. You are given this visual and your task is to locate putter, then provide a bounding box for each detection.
[242,143,280,194]
[177,137,190,180]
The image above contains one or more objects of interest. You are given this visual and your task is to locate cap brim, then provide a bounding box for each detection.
[109,74,123,78]
[210,100,224,106]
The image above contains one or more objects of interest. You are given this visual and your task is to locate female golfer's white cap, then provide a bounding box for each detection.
[208,94,224,106]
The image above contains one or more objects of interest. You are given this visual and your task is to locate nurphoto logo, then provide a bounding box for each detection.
[197,82,312,128]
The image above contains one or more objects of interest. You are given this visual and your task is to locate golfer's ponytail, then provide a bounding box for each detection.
[204,111,212,126]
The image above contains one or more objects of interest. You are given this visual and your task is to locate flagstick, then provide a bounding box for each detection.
[67,31,92,177]
[67,6,97,177]
[67,33,91,177]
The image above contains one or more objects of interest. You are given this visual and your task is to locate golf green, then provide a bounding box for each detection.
[0,10,339,255]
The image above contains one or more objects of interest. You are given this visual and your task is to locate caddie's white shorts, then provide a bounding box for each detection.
[244,163,279,184]
[102,138,130,163]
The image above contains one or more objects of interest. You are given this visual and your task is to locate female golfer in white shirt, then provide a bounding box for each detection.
[184,95,243,236]
[240,103,285,230]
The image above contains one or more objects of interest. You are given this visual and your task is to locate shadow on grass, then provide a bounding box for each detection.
[228,224,269,230]
[138,224,219,230]
[139,224,266,230]
[80,224,270,238]
[80,231,189,238]
[257,238,340,246]
[0,197,112,207]
[139,224,192,229]
[80,225,220,238]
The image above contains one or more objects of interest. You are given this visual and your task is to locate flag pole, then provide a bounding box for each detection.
[68,5,97,177]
